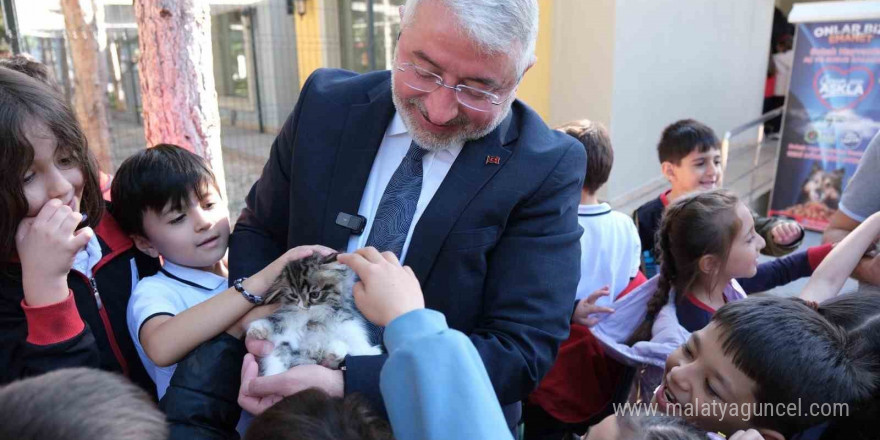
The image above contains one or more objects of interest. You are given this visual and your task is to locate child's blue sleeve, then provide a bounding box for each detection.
[380,309,512,440]
[736,250,812,294]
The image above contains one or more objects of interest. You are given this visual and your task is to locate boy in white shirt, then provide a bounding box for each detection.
[524,121,642,438]
[111,144,331,398]
[558,120,642,326]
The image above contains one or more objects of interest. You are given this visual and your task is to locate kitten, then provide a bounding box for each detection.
[246,253,382,376]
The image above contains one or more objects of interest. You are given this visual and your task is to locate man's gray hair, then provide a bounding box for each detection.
[402,0,539,76]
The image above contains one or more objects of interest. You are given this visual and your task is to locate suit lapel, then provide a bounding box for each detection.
[322,79,395,251]
[406,113,518,282]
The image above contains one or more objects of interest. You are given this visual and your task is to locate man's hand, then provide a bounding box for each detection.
[770,221,803,247]
[571,286,615,327]
[238,353,344,415]
[337,247,424,327]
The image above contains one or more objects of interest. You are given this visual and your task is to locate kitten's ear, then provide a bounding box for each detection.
[319,253,340,265]
[131,235,159,258]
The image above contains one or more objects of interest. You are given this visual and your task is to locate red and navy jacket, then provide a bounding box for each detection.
[0,209,159,393]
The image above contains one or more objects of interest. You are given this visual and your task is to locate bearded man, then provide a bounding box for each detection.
[227,0,586,429]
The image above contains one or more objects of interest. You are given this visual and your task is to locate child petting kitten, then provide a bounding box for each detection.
[0,67,157,391]
[111,144,333,398]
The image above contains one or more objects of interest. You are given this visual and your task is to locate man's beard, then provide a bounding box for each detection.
[391,75,511,152]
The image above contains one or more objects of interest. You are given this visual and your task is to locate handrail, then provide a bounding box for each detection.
[720,107,784,207]
[725,107,784,139]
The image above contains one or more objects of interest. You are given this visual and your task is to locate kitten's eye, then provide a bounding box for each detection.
[310,291,320,299]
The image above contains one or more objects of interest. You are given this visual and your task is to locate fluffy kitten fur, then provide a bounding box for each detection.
[247,253,381,376]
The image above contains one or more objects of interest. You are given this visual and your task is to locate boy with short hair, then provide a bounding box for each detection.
[111,144,331,399]
[523,120,642,438]
[561,119,641,313]
[634,119,803,277]
[590,296,879,439]
[0,368,168,440]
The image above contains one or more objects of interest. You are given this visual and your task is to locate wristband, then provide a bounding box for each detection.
[233,278,264,305]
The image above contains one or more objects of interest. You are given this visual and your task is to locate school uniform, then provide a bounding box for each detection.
[127,260,227,399]
[0,210,159,392]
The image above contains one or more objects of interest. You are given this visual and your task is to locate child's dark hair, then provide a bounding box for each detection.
[557,119,614,194]
[110,144,218,236]
[245,388,393,440]
[627,190,741,344]
[0,67,103,260]
[657,119,719,165]
[0,368,167,440]
[0,54,57,90]
[712,296,879,436]
[815,292,880,439]
[619,415,709,439]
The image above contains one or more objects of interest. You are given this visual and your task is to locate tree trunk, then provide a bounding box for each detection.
[134,0,227,201]
[60,0,112,172]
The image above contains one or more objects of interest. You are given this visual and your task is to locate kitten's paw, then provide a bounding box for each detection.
[322,353,343,369]
[325,340,349,365]
[246,320,271,340]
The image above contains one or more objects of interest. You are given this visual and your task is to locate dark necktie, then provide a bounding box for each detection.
[362,141,426,343]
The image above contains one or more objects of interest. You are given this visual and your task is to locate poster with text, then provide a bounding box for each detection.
[769,20,880,231]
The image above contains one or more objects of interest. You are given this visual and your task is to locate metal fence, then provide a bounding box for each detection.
[13,0,409,221]
[20,0,303,222]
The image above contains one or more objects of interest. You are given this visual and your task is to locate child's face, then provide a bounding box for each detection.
[723,202,765,279]
[654,322,759,434]
[664,148,722,195]
[136,186,230,271]
[22,121,85,217]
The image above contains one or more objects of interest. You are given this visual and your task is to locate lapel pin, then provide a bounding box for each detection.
[486,155,501,165]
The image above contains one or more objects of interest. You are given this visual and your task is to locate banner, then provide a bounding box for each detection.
[769,20,880,231]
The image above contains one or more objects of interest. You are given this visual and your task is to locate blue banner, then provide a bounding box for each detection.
[770,20,880,231]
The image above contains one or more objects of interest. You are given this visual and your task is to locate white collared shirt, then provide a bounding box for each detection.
[576,203,642,304]
[126,260,227,399]
[346,112,463,262]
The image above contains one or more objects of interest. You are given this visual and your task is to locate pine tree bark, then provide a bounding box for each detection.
[60,0,112,171]
[134,0,227,200]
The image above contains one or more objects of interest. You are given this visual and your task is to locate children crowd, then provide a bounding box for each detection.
[2,1,880,439]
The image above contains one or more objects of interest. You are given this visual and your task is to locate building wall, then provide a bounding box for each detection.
[547,0,617,128]
[604,0,775,202]
[516,0,554,119]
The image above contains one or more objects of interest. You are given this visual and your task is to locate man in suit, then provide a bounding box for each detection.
[232,0,586,428]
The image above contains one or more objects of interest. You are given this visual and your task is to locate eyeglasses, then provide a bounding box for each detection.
[395,62,509,112]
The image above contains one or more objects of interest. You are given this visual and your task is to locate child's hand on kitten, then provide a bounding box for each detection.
[245,244,336,300]
[338,247,424,327]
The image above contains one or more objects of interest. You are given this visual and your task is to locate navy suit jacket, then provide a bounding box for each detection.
[229,68,585,425]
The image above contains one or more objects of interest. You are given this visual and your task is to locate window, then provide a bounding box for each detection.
[212,10,250,100]
[338,0,405,73]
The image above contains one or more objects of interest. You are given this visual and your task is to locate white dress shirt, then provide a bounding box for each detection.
[346,112,463,263]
